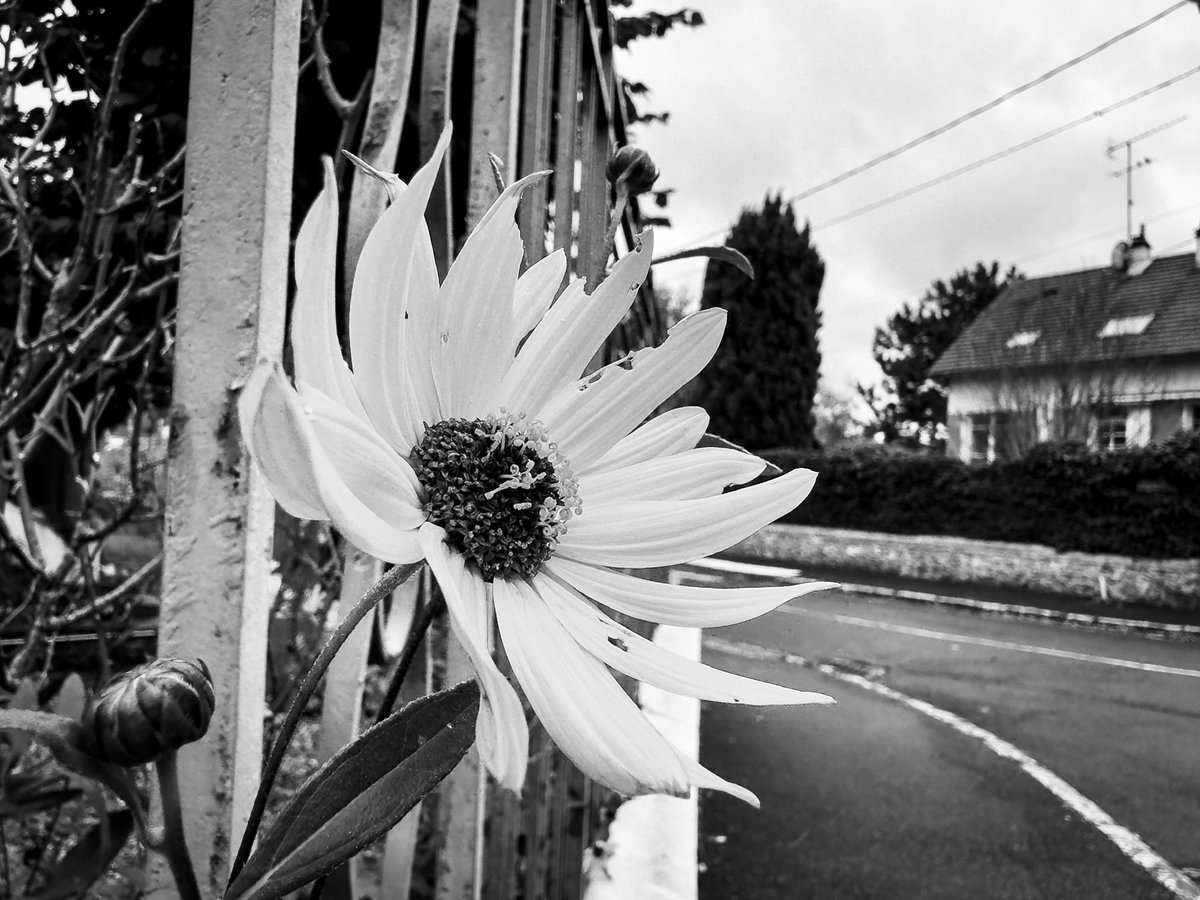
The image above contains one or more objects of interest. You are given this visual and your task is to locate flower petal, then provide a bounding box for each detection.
[512,249,566,341]
[494,577,752,803]
[296,382,424,519]
[544,557,838,628]
[536,574,834,706]
[238,362,423,563]
[349,126,451,451]
[500,233,653,418]
[539,309,726,472]
[419,525,529,792]
[580,447,765,504]
[578,406,709,476]
[343,150,406,202]
[438,171,550,418]
[291,158,370,420]
[557,468,817,568]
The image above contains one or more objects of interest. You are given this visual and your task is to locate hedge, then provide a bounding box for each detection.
[759,432,1200,559]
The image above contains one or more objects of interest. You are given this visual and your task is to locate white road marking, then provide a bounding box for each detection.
[704,635,1200,900]
[782,607,1200,679]
[688,556,804,578]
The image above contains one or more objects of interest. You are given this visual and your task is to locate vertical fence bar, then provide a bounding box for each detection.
[419,4,487,897]
[552,0,581,258]
[577,45,605,291]
[467,3,526,896]
[420,0,462,275]
[469,0,524,203]
[318,11,421,891]
[519,0,556,264]
[153,0,301,896]
[343,0,420,280]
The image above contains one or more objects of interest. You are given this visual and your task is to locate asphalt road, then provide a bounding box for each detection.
[684,564,1200,900]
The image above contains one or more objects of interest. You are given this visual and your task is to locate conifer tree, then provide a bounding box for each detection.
[688,195,825,450]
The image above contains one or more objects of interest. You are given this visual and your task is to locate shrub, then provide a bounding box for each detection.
[761,432,1200,559]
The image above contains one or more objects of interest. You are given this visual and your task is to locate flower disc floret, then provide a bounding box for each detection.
[410,412,581,580]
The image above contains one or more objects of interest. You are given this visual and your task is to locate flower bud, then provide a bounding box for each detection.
[83,657,215,766]
[606,145,659,195]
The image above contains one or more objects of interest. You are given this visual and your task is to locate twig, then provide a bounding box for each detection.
[304,0,355,115]
[58,0,161,310]
[0,274,142,434]
[44,552,162,630]
[4,432,43,569]
[374,590,445,722]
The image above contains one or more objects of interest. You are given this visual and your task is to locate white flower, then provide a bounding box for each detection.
[240,125,835,806]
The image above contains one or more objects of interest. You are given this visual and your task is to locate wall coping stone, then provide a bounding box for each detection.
[731,523,1200,611]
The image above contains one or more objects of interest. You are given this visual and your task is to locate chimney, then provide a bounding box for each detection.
[1126,224,1151,276]
[1194,222,1200,270]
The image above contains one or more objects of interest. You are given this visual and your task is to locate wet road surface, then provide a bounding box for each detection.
[684,563,1200,900]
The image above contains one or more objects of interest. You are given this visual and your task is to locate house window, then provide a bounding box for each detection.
[1094,409,1127,451]
[1097,314,1154,338]
[970,414,991,463]
[968,412,1016,464]
[1005,330,1040,349]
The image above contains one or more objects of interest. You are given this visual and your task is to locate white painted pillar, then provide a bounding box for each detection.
[154,0,300,896]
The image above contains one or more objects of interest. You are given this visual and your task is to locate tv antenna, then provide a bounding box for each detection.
[1107,116,1187,240]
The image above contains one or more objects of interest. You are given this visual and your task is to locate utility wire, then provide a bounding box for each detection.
[816,65,1200,229]
[656,200,1200,319]
[787,1,1189,205]
[659,1,1191,255]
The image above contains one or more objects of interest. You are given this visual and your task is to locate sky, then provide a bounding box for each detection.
[614,0,1200,402]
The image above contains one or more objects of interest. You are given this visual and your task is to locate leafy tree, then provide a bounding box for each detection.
[861,262,1020,447]
[686,195,825,450]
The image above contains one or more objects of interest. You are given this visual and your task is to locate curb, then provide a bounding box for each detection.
[583,616,701,900]
[692,557,1200,640]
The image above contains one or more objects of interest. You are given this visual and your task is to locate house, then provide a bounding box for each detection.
[931,225,1200,463]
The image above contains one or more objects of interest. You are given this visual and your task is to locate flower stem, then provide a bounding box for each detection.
[228,561,422,885]
[156,750,201,900]
[597,184,630,286]
[374,590,445,723]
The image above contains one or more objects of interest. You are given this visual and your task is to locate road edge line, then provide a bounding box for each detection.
[704,635,1200,900]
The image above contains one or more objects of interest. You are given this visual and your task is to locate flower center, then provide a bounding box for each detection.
[409,411,581,581]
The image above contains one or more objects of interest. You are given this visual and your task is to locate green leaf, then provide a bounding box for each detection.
[0,709,149,839]
[225,680,481,900]
[0,772,82,816]
[31,809,133,899]
[652,245,754,279]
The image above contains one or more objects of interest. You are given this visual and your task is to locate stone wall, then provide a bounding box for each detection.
[730,524,1200,611]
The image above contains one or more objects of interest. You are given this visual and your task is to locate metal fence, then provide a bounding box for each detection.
[160,1,662,897]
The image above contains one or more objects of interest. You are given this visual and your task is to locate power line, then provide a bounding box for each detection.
[655,203,1200,326]
[658,2,1191,255]
[815,65,1200,230]
[787,2,1189,205]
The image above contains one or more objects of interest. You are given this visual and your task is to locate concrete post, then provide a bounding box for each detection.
[153,0,300,895]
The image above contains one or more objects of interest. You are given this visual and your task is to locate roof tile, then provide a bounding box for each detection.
[932,252,1200,375]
